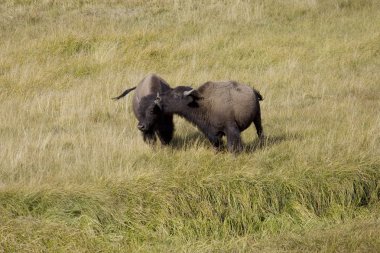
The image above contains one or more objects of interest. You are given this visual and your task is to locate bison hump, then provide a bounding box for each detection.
[136,74,171,98]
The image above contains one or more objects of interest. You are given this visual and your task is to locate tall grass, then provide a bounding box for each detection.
[1,0,380,252]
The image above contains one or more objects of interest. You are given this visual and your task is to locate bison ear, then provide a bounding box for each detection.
[183,89,201,99]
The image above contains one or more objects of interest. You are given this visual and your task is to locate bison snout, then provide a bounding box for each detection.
[137,123,146,131]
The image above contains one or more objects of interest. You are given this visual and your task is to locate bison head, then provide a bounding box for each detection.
[154,86,201,113]
[137,94,162,132]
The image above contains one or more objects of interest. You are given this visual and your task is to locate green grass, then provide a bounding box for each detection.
[1,0,380,252]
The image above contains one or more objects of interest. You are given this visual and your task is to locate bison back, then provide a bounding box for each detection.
[198,81,256,129]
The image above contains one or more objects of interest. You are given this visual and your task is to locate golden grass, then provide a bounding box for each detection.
[1,0,380,252]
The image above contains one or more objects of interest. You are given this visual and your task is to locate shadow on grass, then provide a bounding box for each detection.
[169,131,301,153]
[244,133,302,153]
[170,131,208,150]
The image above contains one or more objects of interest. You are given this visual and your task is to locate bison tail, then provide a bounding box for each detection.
[112,86,137,100]
[254,89,263,101]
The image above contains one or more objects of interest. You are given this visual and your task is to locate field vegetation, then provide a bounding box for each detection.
[1,0,380,252]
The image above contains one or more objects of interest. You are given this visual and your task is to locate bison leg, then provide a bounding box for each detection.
[209,135,223,151]
[204,131,223,151]
[226,126,243,153]
[253,108,264,142]
[156,116,174,145]
[142,130,156,144]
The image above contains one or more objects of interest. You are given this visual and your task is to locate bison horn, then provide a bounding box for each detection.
[183,89,194,97]
[154,93,161,105]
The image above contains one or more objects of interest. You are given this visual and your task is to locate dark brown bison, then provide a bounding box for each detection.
[113,74,174,145]
[154,81,264,152]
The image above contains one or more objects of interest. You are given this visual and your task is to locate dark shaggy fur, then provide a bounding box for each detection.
[138,94,174,144]
[113,74,174,145]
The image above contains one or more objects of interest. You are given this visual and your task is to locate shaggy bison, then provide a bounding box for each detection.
[153,81,264,152]
[113,74,174,145]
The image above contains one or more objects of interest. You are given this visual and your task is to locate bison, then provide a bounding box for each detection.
[113,74,174,145]
[153,81,264,152]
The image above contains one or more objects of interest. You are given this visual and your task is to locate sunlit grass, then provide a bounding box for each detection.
[1,0,380,252]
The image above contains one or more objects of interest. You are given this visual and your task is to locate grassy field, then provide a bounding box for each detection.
[1,0,380,252]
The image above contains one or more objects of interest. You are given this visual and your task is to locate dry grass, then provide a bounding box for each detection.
[1,0,380,252]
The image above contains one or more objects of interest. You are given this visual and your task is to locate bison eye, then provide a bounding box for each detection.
[150,108,158,114]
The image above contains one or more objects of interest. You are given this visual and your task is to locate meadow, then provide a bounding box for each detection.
[0,0,380,252]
